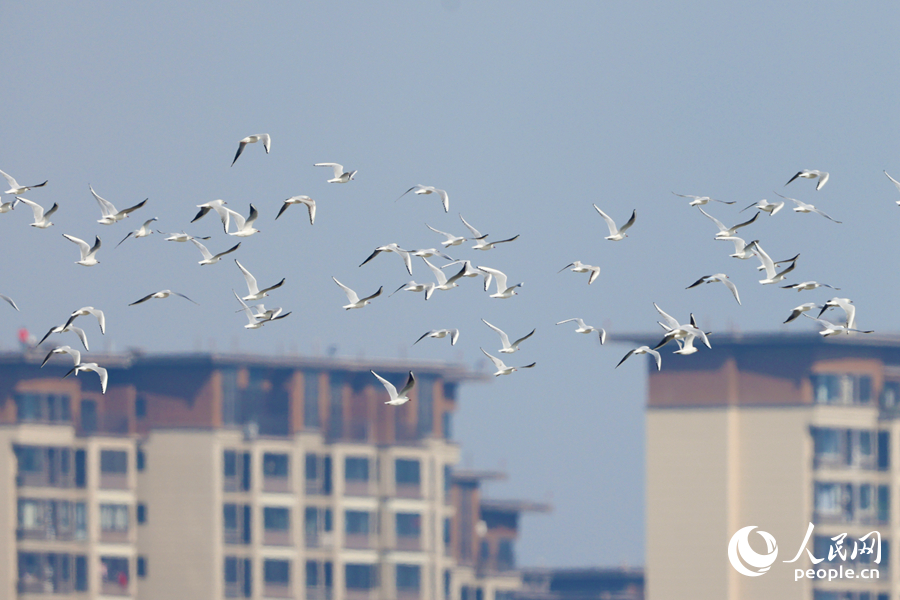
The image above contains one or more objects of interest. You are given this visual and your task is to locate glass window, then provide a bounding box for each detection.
[417,375,434,436]
[264,559,290,584]
[345,457,369,481]
[136,448,145,472]
[346,510,370,534]
[304,371,320,429]
[815,483,841,514]
[878,485,890,522]
[859,431,873,456]
[345,564,377,590]
[444,517,451,546]
[100,504,129,531]
[224,504,238,530]
[224,451,237,477]
[396,513,421,537]
[814,428,839,455]
[263,453,289,477]
[137,504,147,524]
[16,446,43,472]
[264,507,290,531]
[16,393,41,421]
[137,557,147,578]
[878,432,890,470]
[395,459,421,485]
[497,539,515,570]
[100,450,127,474]
[306,560,318,587]
[396,564,421,590]
[305,453,317,481]
[860,484,873,511]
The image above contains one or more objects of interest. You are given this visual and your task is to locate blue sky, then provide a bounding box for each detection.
[2,1,898,567]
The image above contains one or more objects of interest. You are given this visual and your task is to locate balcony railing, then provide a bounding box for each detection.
[397,591,421,600]
[344,481,373,497]
[264,529,292,546]
[99,472,128,490]
[305,587,333,600]
[101,579,129,596]
[345,590,376,600]
[263,582,292,598]
[100,529,130,544]
[263,476,291,493]
[395,483,421,499]
[345,533,371,549]
[395,536,421,552]
[305,532,334,548]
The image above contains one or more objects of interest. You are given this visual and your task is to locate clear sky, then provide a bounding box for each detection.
[1,1,898,567]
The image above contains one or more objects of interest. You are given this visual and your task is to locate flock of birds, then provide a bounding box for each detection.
[0,140,892,401]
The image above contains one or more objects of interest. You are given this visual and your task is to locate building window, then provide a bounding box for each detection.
[99,450,128,490]
[444,517,451,549]
[136,448,145,472]
[224,450,251,492]
[345,564,377,590]
[263,507,291,546]
[878,432,890,470]
[307,560,333,593]
[100,504,129,543]
[328,373,344,439]
[878,485,890,523]
[304,506,333,547]
[395,459,421,485]
[304,371,320,429]
[396,564,421,591]
[15,393,71,423]
[224,504,251,544]
[396,512,421,551]
[100,556,129,595]
[264,559,290,592]
[137,557,147,578]
[345,457,369,481]
[812,374,874,405]
[305,453,332,495]
[497,539,515,571]
[417,375,434,437]
[15,445,76,488]
[135,396,147,419]
[18,552,83,594]
[442,411,453,439]
[346,510,371,549]
[17,500,86,541]
[137,504,147,524]
[262,453,290,492]
[224,557,252,598]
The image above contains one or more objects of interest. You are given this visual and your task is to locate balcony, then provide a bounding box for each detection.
[344,481,373,497]
[397,591,421,600]
[395,483,421,499]
[101,579,129,596]
[305,587,333,600]
[100,528,130,544]
[263,475,291,493]
[305,532,334,549]
[264,529,292,547]
[345,590,376,600]
[263,582,292,598]
[100,472,128,490]
[345,533,372,550]
[395,536,421,552]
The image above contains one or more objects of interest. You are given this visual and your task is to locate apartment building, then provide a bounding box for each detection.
[0,351,547,600]
[639,332,900,600]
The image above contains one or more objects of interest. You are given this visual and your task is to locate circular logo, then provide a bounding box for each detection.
[728,526,779,577]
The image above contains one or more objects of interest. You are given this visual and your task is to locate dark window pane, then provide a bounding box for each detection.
[100,451,127,474]
[395,459,420,485]
[263,453,289,477]
[345,457,369,481]
[396,564,421,590]
[264,559,290,584]
[346,510,370,534]
[264,507,290,531]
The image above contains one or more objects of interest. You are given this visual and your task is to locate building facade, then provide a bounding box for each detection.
[0,351,546,600]
[642,332,900,600]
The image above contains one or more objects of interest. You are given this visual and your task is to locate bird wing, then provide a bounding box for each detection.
[275,201,292,220]
[70,326,89,351]
[686,275,711,289]
[37,326,59,347]
[592,204,618,235]
[815,171,830,190]
[213,242,242,261]
[398,371,416,396]
[244,204,259,228]
[173,292,199,305]
[260,278,285,295]
[231,141,248,166]
[0,294,19,311]
[886,171,900,193]
[414,330,434,345]
[259,133,271,153]
[785,171,803,186]
[731,211,759,232]
[87,236,102,258]
[89,185,117,217]
[720,278,741,305]
[0,169,19,188]
[480,348,506,371]
[422,257,448,286]
[223,206,245,231]
[129,292,156,306]
[119,198,147,217]
[359,248,383,268]
[616,349,637,368]
[449,329,460,346]
[115,232,135,248]
[332,277,359,303]
[511,328,536,348]
[459,214,483,238]
[16,197,45,220]
[436,188,450,212]
[491,234,520,245]
[653,303,680,329]
[371,370,398,399]
[477,266,507,292]
[618,209,637,233]
[556,318,578,326]
[190,238,213,260]
[649,349,662,370]
[315,163,343,178]
[482,319,511,348]
[398,249,413,275]
[359,286,383,303]
[235,260,260,295]
[812,207,841,223]
[191,206,211,222]
[87,308,106,333]
[62,234,91,260]
[751,242,777,279]
[698,207,727,233]
[233,289,258,324]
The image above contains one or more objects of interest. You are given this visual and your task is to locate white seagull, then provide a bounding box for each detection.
[616,346,662,370]
[232,290,289,329]
[231,134,271,166]
[276,195,316,224]
[16,197,57,228]
[817,297,857,330]
[698,207,759,238]
[64,362,108,394]
[332,277,382,309]
[190,239,241,265]
[478,266,522,299]
[0,294,18,311]
[116,217,158,248]
[422,258,466,299]
[593,205,636,241]
[158,231,210,243]
[398,185,450,212]
[371,370,416,405]
[774,191,842,223]
[740,199,784,216]
[63,307,105,334]
[482,319,535,353]
[782,281,839,292]
[0,197,17,212]
[191,200,231,231]
[37,323,89,351]
[0,169,47,194]
[222,204,260,237]
[884,171,900,204]
[62,234,101,266]
[671,192,734,207]
[235,260,285,301]
[41,345,81,368]
[558,261,601,285]
[652,303,711,350]
[686,274,741,305]
[389,280,431,297]
[480,348,536,376]
[785,169,829,190]
[556,318,606,344]
[359,243,413,275]
[749,241,798,285]
[783,302,822,324]
[803,314,872,337]
[90,185,147,225]
[315,162,357,183]
[426,223,468,247]
[129,290,198,306]
[414,328,460,346]
[716,236,759,260]
[459,214,518,250]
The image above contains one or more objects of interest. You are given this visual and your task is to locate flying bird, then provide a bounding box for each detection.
[616,346,662,370]
[414,329,460,346]
[190,239,241,265]
[783,302,822,324]
[0,294,18,311]
[803,314,872,337]
[698,207,759,238]
[90,185,147,225]
[129,290,198,306]
[276,195,316,224]
[0,169,47,194]
[686,274,741,305]
[774,192,841,223]
[749,242,798,285]
[785,169,829,190]
[116,217,158,248]
[459,214,518,250]
[477,266,522,299]
[359,244,413,275]
[37,323,89,351]
[389,280,431,297]
[64,363,108,394]
[421,258,467,299]
[716,236,759,260]
[235,260,285,301]
[191,200,231,231]
[63,307,105,334]
[817,297,857,330]
[16,197,57,228]
[314,162,356,183]
[884,171,900,204]
[62,234,101,266]
[781,281,839,292]
[480,348,536,376]
[41,345,81,368]
[222,204,260,237]
[332,277,382,310]
[593,205,636,241]
[371,370,416,405]
[232,290,285,329]
[740,199,784,216]
[398,185,450,212]
[231,134,271,166]
[556,318,606,344]
[426,223,468,247]
[558,261,601,285]
[481,319,535,353]
[158,231,210,243]
[671,192,734,207]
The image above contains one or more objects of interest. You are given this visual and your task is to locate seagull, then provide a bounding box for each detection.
[656,314,709,355]
[480,348,536,376]
[231,134,271,166]
[414,328,460,346]
[558,261,601,285]
[716,236,759,260]
[426,223,468,247]
[817,297,857,330]
[129,290,198,306]
[40,345,81,368]
[235,260,285,301]
[64,362,108,394]
[616,346,662,370]
[190,239,241,265]
[0,197,18,212]
[802,314,872,337]
[410,248,452,260]
[332,277,382,309]
[397,185,450,212]
[652,303,711,350]
[781,281,840,292]
[89,185,147,225]
[63,307,105,334]
[276,195,316,224]
[442,259,493,291]
[774,191,842,223]
[459,214,517,250]
[556,318,606,344]
[37,323,89,351]
[671,192,734,207]
[477,266,522,299]
[482,319,535,353]
[251,305,291,322]
[371,370,416,405]
[62,234,101,266]
[359,243,413,275]
[783,302,822,324]
[593,205,636,241]
[233,290,275,329]
[116,217,158,248]
[191,200,231,230]
[885,171,900,204]
[686,274,741,305]
[222,204,260,237]
[16,197,57,228]
[698,207,759,238]
[0,169,47,195]
[422,258,466,299]
[389,280,431,297]
[785,169,829,190]
[740,199,784,216]
[749,241,798,285]
[158,231,211,242]
[314,163,356,183]
[0,294,18,311]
